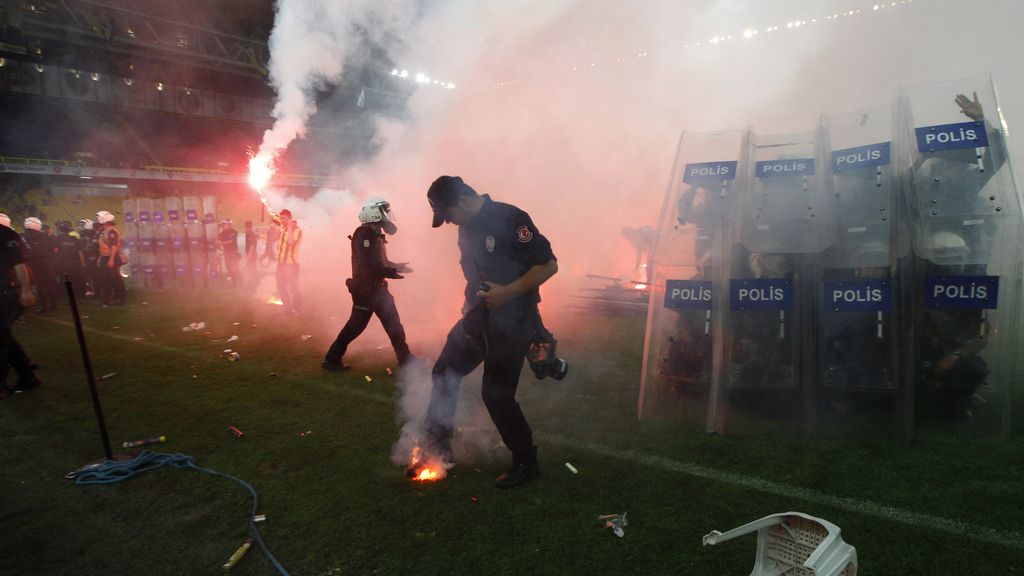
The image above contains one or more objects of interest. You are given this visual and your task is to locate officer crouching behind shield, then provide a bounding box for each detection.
[323,197,415,371]
[407,176,565,489]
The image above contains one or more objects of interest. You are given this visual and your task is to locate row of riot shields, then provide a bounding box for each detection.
[121,196,222,288]
[640,74,1023,439]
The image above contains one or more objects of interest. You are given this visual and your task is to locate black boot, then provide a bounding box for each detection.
[13,366,42,392]
[495,448,540,489]
[321,358,351,372]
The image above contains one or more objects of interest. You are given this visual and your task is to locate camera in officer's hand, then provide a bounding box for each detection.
[527,334,569,381]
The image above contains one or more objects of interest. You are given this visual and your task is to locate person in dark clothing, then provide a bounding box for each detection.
[407,176,558,489]
[243,220,258,287]
[54,221,85,298]
[0,224,43,399]
[323,197,413,371]
[95,210,126,306]
[217,219,242,288]
[77,218,99,296]
[22,217,58,312]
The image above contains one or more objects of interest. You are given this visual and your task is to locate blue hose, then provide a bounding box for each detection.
[71,451,291,576]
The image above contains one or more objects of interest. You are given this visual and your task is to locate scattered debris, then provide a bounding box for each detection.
[141,302,148,305]
[182,322,206,332]
[221,538,253,572]
[122,435,166,449]
[96,372,119,382]
[598,513,628,538]
[233,322,240,326]
[565,462,579,474]
[386,368,393,376]
[227,335,239,342]
[269,372,277,377]
[364,375,372,383]
[252,514,266,523]
[133,337,144,341]
[301,334,312,341]
[299,430,313,437]
[228,426,245,438]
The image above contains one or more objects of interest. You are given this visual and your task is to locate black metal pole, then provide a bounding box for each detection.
[64,274,113,460]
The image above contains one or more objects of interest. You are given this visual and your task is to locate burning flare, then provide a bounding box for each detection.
[248,152,276,193]
[266,296,284,306]
[408,446,446,482]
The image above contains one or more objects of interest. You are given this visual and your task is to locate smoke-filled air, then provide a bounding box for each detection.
[242,0,1024,469]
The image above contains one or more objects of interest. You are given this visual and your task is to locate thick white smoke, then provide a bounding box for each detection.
[254,0,1024,469]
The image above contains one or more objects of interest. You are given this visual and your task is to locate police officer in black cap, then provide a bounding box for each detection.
[408,176,558,489]
[323,196,414,371]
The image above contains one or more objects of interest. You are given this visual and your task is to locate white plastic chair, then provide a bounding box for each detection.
[703,512,857,576]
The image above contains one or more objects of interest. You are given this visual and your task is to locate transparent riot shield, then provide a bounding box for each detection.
[164,197,189,287]
[152,204,171,289]
[136,197,157,288]
[720,130,832,435]
[203,196,220,283]
[817,104,904,438]
[121,198,139,280]
[183,196,206,286]
[640,129,746,429]
[898,74,1023,438]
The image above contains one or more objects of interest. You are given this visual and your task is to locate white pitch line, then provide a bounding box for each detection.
[47,319,1024,550]
[540,432,1024,551]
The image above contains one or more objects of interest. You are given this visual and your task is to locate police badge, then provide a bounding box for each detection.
[485,235,495,253]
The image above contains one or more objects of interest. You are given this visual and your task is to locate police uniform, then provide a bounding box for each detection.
[55,230,85,297]
[324,223,411,366]
[81,228,100,294]
[0,226,40,393]
[23,228,58,311]
[218,224,241,288]
[424,194,555,472]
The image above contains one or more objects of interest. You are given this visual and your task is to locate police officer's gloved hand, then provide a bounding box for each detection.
[384,267,404,280]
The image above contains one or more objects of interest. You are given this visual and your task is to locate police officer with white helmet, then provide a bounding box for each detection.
[322,197,414,371]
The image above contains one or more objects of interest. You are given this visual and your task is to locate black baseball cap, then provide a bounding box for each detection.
[427,176,475,227]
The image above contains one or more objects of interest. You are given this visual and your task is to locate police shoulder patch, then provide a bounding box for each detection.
[516,225,533,243]
[363,239,371,248]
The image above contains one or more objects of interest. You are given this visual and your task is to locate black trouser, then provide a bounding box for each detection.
[326,282,410,363]
[424,305,536,462]
[98,256,126,304]
[223,253,241,287]
[0,289,33,387]
[57,261,85,298]
[28,260,59,310]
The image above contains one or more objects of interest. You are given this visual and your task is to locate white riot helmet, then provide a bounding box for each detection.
[0,214,10,228]
[24,217,42,231]
[96,210,115,224]
[930,230,969,271]
[78,218,94,231]
[358,196,397,234]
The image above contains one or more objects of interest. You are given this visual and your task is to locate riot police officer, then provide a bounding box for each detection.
[77,218,99,296]
[95,210,126,306]
[323,197,413,371]
[22,217,58,312]
[54,221,85,298]
[408,176,558,489]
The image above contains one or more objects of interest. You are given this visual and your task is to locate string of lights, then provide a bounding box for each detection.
[491,0,916,88]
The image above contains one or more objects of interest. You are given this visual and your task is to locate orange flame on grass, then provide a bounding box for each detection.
[266,296,284,306]
[409,446,445,482]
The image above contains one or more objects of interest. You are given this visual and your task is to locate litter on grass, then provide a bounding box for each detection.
[227,335,239,342]
[182,322,206,332]
[565,462,579,474]
[598,513,628,538]
[301,334,312,341]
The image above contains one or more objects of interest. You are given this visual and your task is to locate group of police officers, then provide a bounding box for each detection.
[643,82,1019,438]
[0,209,124,399]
